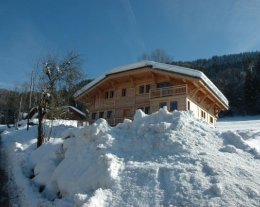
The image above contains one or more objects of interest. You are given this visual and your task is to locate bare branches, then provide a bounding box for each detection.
[36,51,85,147]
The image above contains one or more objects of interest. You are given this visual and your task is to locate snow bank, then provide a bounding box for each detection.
[0,124,7,131]
[217,116,260,154]
[2,109,260,207]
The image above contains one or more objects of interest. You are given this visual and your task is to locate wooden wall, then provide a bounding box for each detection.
[78,67,225,126]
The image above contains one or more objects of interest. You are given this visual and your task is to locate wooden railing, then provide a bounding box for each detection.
[150,84,187,99]
[96,99,115,109]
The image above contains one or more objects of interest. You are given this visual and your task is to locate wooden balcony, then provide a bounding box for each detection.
[96,99,115,109]
[150,84,187,99]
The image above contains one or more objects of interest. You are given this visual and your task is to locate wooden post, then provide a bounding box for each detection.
[16,95,23,129]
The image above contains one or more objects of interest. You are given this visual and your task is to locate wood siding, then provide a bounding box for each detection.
[77,67,227,126]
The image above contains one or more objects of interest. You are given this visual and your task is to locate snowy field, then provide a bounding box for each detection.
[0,125,7,132]
[1,110,260,207]
[217,116,260,152]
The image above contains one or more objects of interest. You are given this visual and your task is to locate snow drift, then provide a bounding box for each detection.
[2,109,260,207]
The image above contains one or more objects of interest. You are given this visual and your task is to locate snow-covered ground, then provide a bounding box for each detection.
[0,125,7,132]
[217,115,260,152]
[1,110,260,207]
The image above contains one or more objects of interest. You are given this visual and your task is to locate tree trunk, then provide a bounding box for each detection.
[37,107,44,147]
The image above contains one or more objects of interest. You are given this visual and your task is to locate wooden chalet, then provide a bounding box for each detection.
[74,61,229,126]
[22,106,86,125]
[60,106,87,122]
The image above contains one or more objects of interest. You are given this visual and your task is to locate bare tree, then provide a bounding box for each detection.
[139,49,173,64]
[36,52,85,147]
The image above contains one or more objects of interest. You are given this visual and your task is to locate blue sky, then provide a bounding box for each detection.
[1,0,260,89]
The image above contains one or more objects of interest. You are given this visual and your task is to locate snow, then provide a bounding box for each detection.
[0,125,7,132]
[217,115,260,152]
[62,106,86,117]
[1,110,260,207]
[73,61,229,108]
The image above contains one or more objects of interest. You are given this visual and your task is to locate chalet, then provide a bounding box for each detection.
[60,106,87,123]
[74,61,229,126]
[21,106,87,126]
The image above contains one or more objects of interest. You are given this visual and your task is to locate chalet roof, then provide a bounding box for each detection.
[74,61,229,108]
[62,106,86,118]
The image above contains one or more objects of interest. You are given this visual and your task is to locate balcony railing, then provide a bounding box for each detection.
[150,84,187,99]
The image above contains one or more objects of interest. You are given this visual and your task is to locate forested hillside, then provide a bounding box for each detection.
[174,51,260,116]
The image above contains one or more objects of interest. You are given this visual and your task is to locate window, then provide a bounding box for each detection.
[201,110,206,119]
[145,106,151,114]
[105,91,109,99]
[122,88,127,97]
[105,90,114,99]
[139,85,144,94]
[170,101,178,111]
[109,91,114,98]
[157,82,171,88]
[99,111,104,118]
[107,111,113,119]
[137,107,144,111]
[159,102,167,109]
[139,84,151,94]
[91,112,96,119]
[145,85,150,93]
[187,101,190,110]
[210,116,214,124]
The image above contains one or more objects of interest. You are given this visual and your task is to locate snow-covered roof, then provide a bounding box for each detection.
[62,106,86,117]
[74,61,229,107]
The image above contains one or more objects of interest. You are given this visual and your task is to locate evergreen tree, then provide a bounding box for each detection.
[244,67,258,114]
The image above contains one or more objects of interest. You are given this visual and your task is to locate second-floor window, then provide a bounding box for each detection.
[139,85,145,94]
[139,84,150,94]
[122,88,127,97]
[105,91,109,99]
[105,90,114,99]
[110,91,114,98]
[157,82,171,88]
[145,85,150,93]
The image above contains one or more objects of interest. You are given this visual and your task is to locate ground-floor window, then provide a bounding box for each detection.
[107,111,113,119]
[187,101,190,110]
[99,111,104,118]
[159,102,167,109]
[201,110,206,119]
[170,101,178,111]
[144,106,151,114]
[137,106,151,114]
[91,112,96,119]
[137,106,144,111]
[210,116,214,124]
